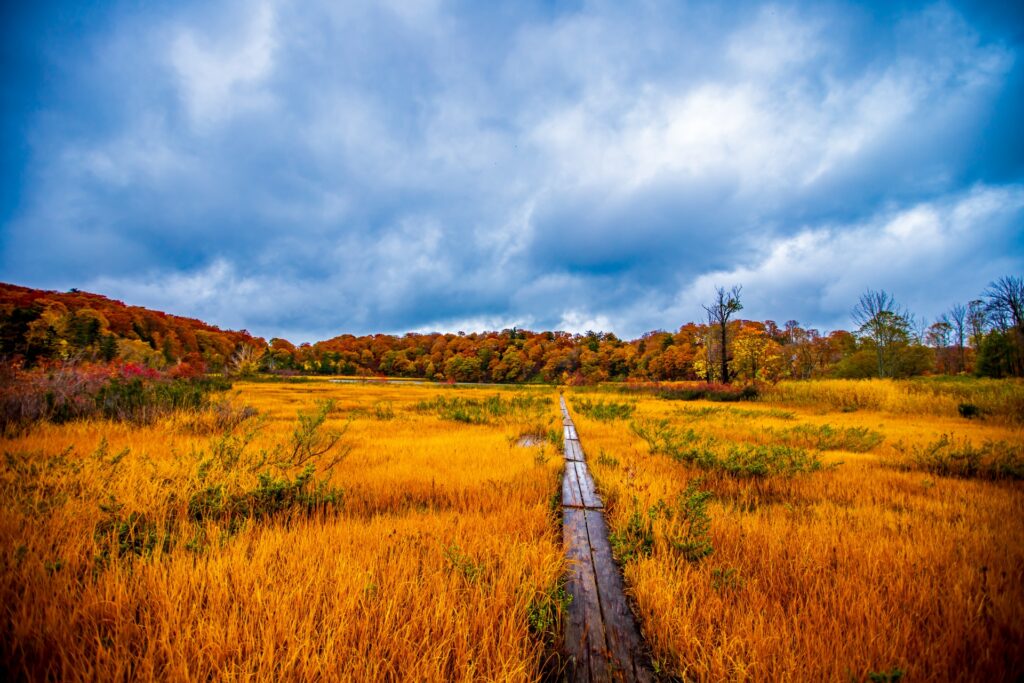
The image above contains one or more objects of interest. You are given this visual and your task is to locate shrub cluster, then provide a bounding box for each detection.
[768,423,884,452]
[569,397,636,421]
[890,434,1024,480]
[609,481,714,564]
[0,362,231,433]
[414,393,551,424]
[188,465,345,528]
[764,378,1024,423]
[651,383,758,402]
[94,504,173,566]
[92,400,350,562]
[631,418,824,477]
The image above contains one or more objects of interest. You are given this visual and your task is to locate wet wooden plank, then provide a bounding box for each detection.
[560,394,652,682]
[575,461,603,509]
[562,460,584,508]
[565,439,585,462]
[585,510,653,683]
[563,507,607,681]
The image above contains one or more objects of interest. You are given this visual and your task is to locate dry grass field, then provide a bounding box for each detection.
[572,379,1024,681]
[3,376,1023,681]
[1,381,567,681]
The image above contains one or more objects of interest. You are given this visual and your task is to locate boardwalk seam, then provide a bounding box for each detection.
[559,395,653,682]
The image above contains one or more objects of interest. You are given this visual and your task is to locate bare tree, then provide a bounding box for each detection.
[926,317,952,348]
[702,285,743,384]
[851,289,912,378]
[983,275,1024,375]
[967,299,988,348]
[984,276,1024,332]
[230,344,265,376]
[947,303,967,373]
[926,317,953,373]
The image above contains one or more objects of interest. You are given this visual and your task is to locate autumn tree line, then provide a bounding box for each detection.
[1,276,1022,384]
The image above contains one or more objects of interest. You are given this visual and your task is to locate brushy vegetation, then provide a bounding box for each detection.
[676,405,796,421]
[186,400,350,536]
[526,581,573,645]
[373,401,396,420]
[888,434,1024,480]
[763,377,1024,423]
[624,382,758,402]
[414,393,551,424]
[610,481,714,564]
[630,418,824,477]
[767,423,884,452]
[569,396,636,421]
[0,363,232,434]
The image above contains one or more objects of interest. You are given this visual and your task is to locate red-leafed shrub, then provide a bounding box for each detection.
[0,362,232,433]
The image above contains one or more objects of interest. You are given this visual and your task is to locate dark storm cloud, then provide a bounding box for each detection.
[1,0,1022,341]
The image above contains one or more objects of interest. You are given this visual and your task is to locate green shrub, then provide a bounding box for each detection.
[958,403,980,419]
[716,443,824,478]
[609,498,657,563]
[867,668,905,683]
[632,418,825,477]
[189,400,349,528]
[373,401,396,420]
[570,397,636,421]
[188,464,345,525]
[630,419,708,460]
[891,435,1024,480]
[546,426,564,451]
[654,384,758,402]
[596,450,620,468]
[97,376,232,423]
[94,506,173,565]
[711,566,745,594]
[610,482,714,563]
[415,393,551,424]
[770,424,884,452]
[670,481,714,561]
[442,543,485,583]
[290,399,350,468]
[526,582,572,641]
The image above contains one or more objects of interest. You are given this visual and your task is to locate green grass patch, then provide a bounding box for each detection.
[415,393,551,424]
[889,434,1024,480]
[570,397,636,421]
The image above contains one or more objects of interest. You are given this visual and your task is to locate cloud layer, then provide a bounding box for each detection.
[2,0,1022,341]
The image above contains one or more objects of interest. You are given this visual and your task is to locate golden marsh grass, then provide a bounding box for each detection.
[574,385,1024,681]
[3,377,1023,681]
[1,381,566,681]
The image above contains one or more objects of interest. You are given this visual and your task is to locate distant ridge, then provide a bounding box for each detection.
[0,282,262,369]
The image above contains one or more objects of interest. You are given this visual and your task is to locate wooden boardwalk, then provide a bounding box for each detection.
[559,396,653,682]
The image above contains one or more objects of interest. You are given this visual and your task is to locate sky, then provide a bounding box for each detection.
[1,0,1023,343]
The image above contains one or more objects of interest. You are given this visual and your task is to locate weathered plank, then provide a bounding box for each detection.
[559,395,652,682]
[562,458,584,508]
[586,510,653,682]
[563,507,608,681]
[565,439,585,462]
[574,460,603,509]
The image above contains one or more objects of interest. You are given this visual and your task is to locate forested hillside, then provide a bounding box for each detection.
[1,277,1021,382]
[0,283,262,373]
